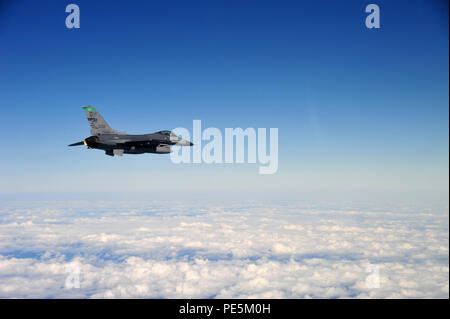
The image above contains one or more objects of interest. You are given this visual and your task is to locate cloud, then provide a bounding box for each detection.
[0,200,448,298]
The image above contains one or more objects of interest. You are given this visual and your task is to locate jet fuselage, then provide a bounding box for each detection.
[83,132,192,156]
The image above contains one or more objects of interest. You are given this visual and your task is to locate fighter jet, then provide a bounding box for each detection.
[68,106,193,156]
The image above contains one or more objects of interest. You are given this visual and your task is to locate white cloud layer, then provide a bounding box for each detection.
[0,200,448,298]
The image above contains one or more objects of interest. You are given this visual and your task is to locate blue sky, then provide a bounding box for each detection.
[0,0,448,199]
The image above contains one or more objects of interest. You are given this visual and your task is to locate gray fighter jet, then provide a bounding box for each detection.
[68,106,193,156]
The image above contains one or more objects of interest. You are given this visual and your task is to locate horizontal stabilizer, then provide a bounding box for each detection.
[68,141,84,146]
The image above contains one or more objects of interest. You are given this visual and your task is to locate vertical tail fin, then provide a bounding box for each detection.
[82,106,125,135]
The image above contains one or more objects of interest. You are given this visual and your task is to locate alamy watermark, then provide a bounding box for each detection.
[65,264,81,289]
[65,4,380,30]
[65,4,80,29]
[365,264,380,288]
[170,120,278,174]
[365,4,380,29]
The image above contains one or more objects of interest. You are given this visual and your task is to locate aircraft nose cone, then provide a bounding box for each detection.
[190,142,194,146]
